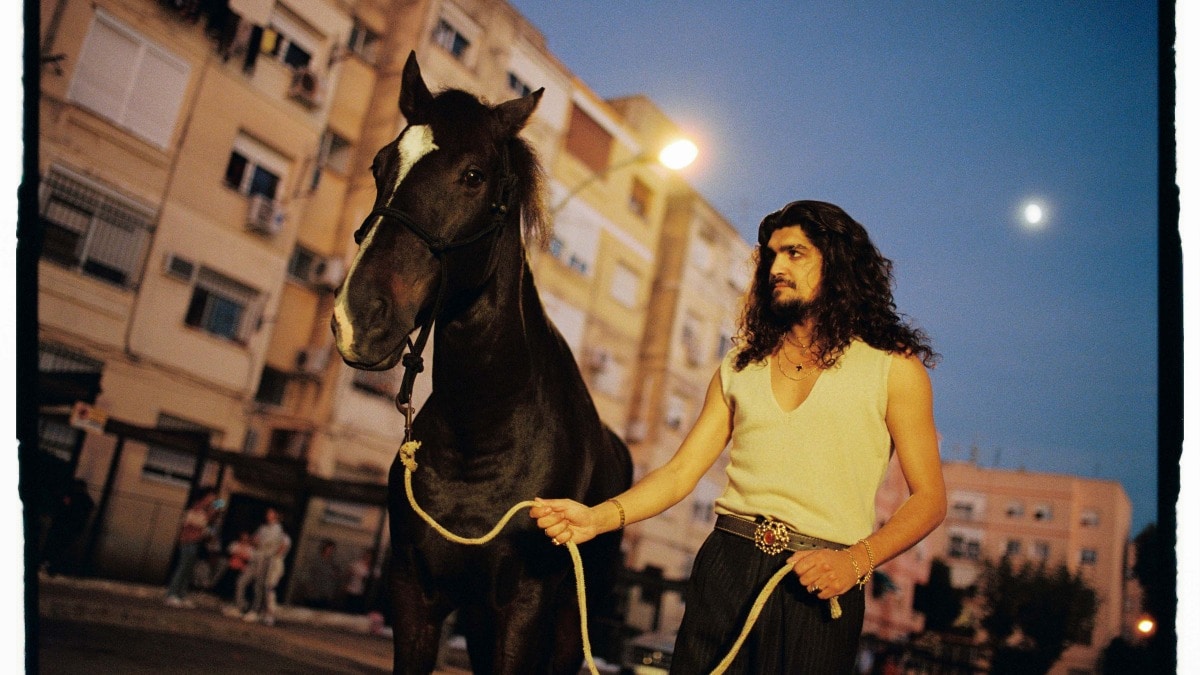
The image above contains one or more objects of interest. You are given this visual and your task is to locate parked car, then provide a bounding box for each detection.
[620,629,676,675]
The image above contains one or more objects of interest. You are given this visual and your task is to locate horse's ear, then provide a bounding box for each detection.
[399,51,434,122]
[494,88,543,135]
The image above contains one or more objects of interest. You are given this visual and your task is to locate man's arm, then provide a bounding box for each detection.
[532,368,733,545]
[792,352,946,599]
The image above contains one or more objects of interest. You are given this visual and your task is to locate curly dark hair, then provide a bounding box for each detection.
[733,200,938,371]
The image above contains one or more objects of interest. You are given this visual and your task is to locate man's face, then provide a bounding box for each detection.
[766,225,823,315]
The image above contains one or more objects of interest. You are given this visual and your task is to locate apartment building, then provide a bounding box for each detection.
[36,0,363,581]
[33,0,756,619]
[926,460,1132,674]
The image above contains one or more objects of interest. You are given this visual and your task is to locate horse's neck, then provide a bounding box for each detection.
[431,252,554,398]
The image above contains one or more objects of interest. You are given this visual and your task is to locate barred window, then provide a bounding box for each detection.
[39,168,154,289]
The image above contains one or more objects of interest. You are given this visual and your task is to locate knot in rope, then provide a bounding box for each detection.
[399,440,420,473]
[401,352,425,373]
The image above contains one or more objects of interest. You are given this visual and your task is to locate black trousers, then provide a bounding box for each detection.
[670,529,865,674]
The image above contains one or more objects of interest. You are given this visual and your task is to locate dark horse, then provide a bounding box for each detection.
[331,53,632,674]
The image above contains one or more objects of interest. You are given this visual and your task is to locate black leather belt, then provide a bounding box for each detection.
[714,514,844,555]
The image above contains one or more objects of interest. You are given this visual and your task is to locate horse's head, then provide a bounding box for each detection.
[332,52,545,371]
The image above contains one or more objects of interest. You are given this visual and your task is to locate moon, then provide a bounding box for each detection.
[1023,203,1044,225]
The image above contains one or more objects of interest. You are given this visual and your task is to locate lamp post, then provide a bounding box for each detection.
[550,138,698,215]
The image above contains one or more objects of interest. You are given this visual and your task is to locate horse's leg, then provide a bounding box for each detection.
[475,573,583,675]
[390,558,450,675]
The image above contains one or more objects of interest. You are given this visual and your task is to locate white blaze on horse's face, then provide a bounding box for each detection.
[333,125,439,360]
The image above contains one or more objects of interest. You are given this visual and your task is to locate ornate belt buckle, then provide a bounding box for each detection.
[753,518,790,555]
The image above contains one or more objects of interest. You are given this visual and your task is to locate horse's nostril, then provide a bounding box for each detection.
[366,296,390,327]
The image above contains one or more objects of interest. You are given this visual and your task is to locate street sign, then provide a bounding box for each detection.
[69,401,107,434]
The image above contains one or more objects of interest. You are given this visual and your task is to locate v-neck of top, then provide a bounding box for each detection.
[768,354,825,414]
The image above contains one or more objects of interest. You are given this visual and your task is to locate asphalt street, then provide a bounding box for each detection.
[33,572,405,674]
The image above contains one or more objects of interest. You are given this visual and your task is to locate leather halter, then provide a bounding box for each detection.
[353,141,518,438]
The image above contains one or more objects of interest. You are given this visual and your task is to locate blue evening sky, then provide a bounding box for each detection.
[508,1,1162,533]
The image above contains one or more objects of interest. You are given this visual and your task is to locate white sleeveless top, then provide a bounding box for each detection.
[713,339,893,545]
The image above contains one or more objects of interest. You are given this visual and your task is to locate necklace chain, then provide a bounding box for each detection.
[776,351,818,382]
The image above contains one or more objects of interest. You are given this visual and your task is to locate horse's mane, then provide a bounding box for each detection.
[428,88,550,249]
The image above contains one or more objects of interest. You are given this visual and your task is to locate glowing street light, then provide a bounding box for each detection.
[1136,616,1157,637]
[657,138,699,171]
[551,137,699,214]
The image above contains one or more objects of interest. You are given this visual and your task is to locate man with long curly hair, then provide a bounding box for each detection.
[532,200,946,673]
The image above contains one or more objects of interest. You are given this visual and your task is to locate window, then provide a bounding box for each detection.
[1033,504,1053,522]
[287,246,318,283]
[353,368,400,399]
[1079,548,1098,566]
[948,528,983,560]
[1005,539,1022,557]
[715,328,733,361]
[68,9,190,148]
[39,168,154,289]
[949,491,986,522]
[184,267,261,342]
[316,130,353,176]
[267,428,310,461]
[262,11,319,70]
[681,314,704,366]
[507,71,532,98]
[255,366,289,406]
[224,134,287,200]
[629,177,651,218]
[143,415,215,486]
[564,104,613,175]
[689,235,715,272]
[1005,501,1025,518]
[1034,541,1051,560]
[432,19,470,59]
[322,501,370,529]
[347,19,380,64]
[665,394,687,430]
[609,262,639,308]
[950,501,976,520]
[593,354,625,398]
[546,201,600,279]
[1080,510,1100,527]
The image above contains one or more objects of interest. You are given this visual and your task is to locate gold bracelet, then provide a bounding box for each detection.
[857,538,876,585]
[843,549,864,587]
[607,498,626,530]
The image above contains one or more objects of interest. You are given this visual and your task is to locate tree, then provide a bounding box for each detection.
[978,556,1098,675]
[912,558,965,634]
[1128,523,1175,672]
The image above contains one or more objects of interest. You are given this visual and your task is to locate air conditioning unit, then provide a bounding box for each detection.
[288,67,324,108]
[247,194,285,236]
[305,256,345,290]
[295,345,331,375]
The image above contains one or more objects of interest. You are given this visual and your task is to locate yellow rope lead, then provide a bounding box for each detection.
[397,440,839,675]
[400,441,600,674]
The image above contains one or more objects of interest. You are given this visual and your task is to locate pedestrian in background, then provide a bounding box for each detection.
[343,548,375,614]
[165,487,222,608]
[242,507,290,625]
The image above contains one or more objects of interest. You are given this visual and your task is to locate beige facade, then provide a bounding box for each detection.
[926,460,1132,674]
[33,0,753,616]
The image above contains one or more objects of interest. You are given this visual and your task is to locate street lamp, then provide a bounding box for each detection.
[550,137,698,215]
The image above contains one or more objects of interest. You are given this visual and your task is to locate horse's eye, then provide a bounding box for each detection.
[462,168,485,187]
